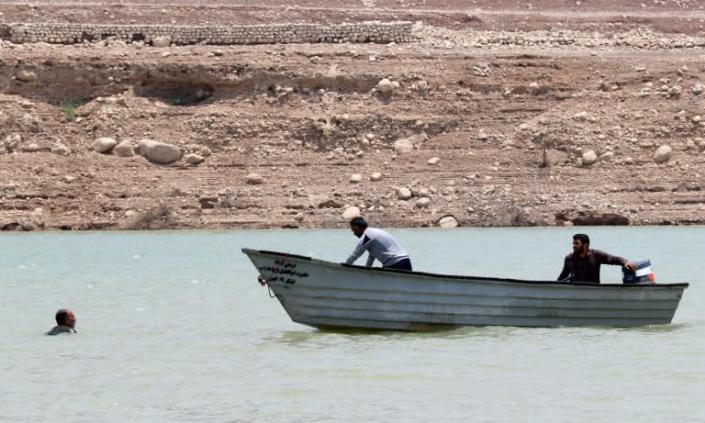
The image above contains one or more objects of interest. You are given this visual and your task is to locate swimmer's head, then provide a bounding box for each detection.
[55,309,76,328]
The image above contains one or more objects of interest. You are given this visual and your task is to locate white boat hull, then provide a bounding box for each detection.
[243,249,688,330]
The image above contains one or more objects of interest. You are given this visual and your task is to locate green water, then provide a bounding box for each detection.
[1,227,703,422]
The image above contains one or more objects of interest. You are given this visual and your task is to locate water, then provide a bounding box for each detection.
[1,227,703,423]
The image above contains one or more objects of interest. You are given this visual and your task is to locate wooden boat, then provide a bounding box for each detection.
[242,248,688,331]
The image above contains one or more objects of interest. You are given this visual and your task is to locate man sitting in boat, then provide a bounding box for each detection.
[345,217,413,271]
[557,233,636,284]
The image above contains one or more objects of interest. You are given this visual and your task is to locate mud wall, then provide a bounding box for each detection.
[4,22,415,45]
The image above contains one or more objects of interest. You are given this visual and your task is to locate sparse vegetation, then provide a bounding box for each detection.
[59,99,87,121]
[170,96,186,106]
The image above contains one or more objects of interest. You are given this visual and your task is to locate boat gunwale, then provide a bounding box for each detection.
[243,248,690,289]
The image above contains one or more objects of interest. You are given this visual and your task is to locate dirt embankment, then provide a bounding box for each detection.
[1,1,705,231]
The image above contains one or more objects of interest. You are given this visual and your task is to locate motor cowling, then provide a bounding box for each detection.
[622,259,656,284]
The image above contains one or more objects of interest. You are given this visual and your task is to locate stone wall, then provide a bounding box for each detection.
[3,22,415,45]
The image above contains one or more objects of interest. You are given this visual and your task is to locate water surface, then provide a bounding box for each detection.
[1,227,703,422]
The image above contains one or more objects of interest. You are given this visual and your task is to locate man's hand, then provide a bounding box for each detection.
[624,262,637,271]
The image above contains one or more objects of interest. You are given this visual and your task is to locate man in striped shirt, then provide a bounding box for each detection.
[345,217,413,271]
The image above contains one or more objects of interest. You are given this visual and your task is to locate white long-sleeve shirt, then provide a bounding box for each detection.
[345,227,409,267]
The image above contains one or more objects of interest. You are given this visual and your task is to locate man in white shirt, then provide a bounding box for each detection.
[345,217,413,271]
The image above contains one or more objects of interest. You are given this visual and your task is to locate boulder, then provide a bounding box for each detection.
[23,143,41,153]
[137,138,158,156]
[556,210,629,226]
[653,145,672,164]
[693,83,704,96]
[415,80,429,92]
[184,153,205,165]
[427,157,440,166]
[93,137,117,154]
[377,78,394,93]
[3,133,21,152]
[545,149,568,166]
[316,197,343,208]
[369,172,383,182]
[138,139,182,164]
[113,141,135,157]
[581,150,598,166]
[599,151,614,162]
[668,86,682,98]
[393,132,428,155]
[438,216,458,228]
[245,173,264,185]
[350,173,362,183]
[152,36,171,47]
[16,70,37,82]
[51,142,71,156]
[396,187,413,200]
[572,111,589,121]
[29,208,44,228]
[342,206,361,220]
[415,197,431,208]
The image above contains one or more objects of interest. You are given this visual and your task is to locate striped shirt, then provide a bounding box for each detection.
[345,227,410,267]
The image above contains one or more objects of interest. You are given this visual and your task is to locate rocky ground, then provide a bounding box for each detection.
[1,0,705,230]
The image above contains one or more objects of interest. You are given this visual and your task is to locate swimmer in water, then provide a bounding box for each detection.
[46,309,77,335]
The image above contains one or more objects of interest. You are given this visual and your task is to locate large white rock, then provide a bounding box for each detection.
[396,187,413,200]
[137,138,158,156]
[599,151,615,162]
[93,137,117,154]
[138,139,182,164]
[377,78,394,93]
[184,153,205,165]
[369,172,383,182]
[427,157,440,166]
[415,197,431,208]
[3,133,21,152]
[113,141,135,157]
[393,132,428,155]
[152,36,171,47]
[572,111,589,121]
[245,173,264,185]
[16,70,37,82]
[438,216,458,228]
[581,150,598,166]
[653,145,672,164]
[342,206,361,220]
[349,173,362,183]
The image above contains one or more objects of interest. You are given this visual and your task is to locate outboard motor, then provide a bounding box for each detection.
[622,259,656,284]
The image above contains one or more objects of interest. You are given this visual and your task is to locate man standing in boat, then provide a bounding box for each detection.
[345,217,413,271]
[558,233,636,284]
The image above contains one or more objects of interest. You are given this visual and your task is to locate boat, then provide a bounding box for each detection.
[242,248,689,331]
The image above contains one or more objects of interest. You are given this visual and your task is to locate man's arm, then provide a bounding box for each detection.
[594,250,636,270]
[365,254,375,267]
[345,235,371,265]
[557,256,571,281]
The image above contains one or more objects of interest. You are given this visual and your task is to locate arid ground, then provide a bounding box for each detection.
[1,0,705,230]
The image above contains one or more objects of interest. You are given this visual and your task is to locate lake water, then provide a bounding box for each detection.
[1,227,703,422]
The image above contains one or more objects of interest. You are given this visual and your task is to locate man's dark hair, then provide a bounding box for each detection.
[55,309,69,326]
[573,233,590,247]
[349,216,368,229]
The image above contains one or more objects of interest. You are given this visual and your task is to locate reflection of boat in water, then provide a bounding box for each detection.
[242,248,689,331]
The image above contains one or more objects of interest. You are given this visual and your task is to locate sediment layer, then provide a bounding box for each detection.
[3,22,415,45]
